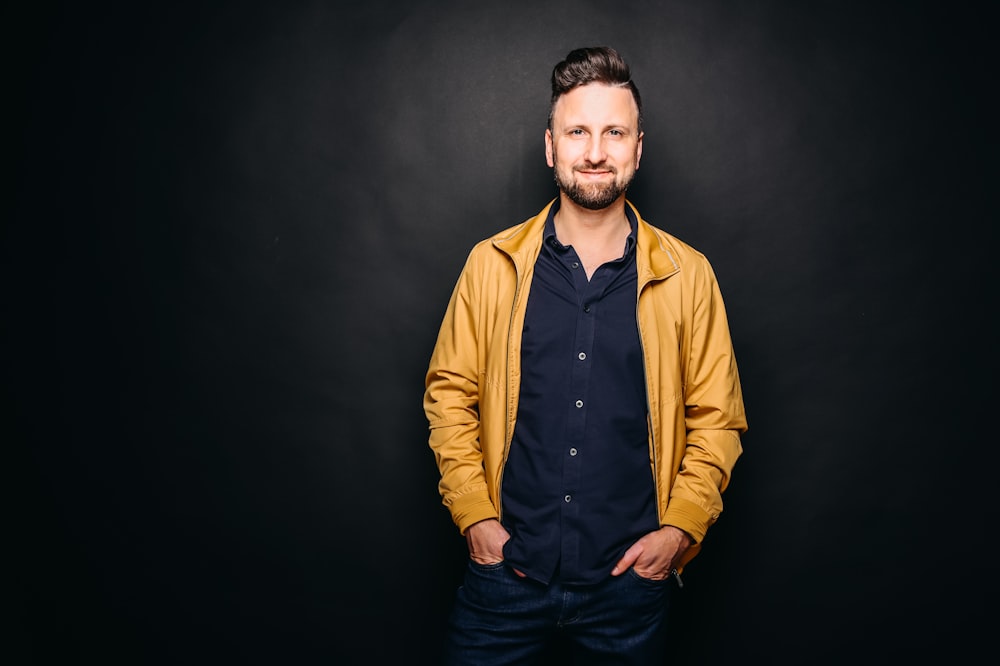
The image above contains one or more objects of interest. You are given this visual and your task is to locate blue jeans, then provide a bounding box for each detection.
[442,561,672,665]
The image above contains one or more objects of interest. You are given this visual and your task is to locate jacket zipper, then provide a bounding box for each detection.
[497,251,524,523]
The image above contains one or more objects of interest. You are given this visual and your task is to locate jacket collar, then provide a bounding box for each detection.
[493,198,681,281]
[632,202,681,282]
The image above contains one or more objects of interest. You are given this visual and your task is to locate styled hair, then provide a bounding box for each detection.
[548,46,643,132]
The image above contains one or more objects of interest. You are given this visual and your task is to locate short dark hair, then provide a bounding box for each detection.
[548,46,643,132]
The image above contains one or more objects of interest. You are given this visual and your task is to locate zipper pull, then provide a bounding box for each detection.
[670,568,684,589]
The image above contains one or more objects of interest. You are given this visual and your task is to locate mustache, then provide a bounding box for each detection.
[574,162,617,173]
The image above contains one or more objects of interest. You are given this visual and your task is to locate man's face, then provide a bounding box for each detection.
[545,83,643,211]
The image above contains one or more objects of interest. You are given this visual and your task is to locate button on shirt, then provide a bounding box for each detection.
[500,202,658,585]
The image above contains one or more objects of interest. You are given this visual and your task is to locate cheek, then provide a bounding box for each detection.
[559,145,588,167]
[618,146,640,169]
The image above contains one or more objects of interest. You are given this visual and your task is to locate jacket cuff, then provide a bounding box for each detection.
[662,496,717,544]
[449,494,499,535]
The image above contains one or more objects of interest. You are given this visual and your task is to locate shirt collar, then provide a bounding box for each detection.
[543,197,638,257]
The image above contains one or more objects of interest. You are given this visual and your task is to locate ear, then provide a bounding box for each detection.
[545,129,554,168]
[635,131,644,170]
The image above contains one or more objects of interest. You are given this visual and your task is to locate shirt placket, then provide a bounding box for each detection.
[561,256,612,571]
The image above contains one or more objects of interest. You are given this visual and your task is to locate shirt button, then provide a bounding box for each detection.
[575,400,583,408]
[583,305,591,313]
[564,495,572,502]
[578,352,586,360]
[571,261,579,269]
[569,448,578,456]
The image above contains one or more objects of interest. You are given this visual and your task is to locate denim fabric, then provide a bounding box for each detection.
[442,560,672,665]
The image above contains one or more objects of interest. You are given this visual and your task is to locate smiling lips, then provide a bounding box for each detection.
[575,164,617,177]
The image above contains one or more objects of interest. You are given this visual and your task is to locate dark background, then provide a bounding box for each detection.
[8,1,995,664]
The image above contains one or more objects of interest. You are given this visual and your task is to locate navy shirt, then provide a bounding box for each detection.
[501,201,659,585]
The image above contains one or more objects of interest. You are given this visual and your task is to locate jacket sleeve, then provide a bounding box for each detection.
[663,258,747,544]
[423,249,499,533]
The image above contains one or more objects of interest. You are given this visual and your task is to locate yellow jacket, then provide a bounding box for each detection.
[424,200,747,567]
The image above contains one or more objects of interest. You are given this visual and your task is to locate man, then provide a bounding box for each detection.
[424,46,747,665]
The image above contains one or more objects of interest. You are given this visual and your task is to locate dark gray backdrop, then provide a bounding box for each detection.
[9,1,995,664]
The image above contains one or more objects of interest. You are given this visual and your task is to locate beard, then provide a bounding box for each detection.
[552,154,636,211]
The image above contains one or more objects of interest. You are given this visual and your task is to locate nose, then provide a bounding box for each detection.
[586,136,607,165]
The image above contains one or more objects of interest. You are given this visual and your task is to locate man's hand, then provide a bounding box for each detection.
[465,519,510,565]
[464,519,526,577]
[610,525,693,580]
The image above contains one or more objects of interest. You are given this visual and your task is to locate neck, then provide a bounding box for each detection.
[553,193,630,247]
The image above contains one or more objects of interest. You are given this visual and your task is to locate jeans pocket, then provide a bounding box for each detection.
[626,567,671,588]
[461,559,522,609]
[468,559,506,572]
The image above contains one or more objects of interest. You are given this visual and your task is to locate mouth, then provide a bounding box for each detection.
[575,167,615,179]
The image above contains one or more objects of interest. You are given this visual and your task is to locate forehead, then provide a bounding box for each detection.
[552,83,639,128]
